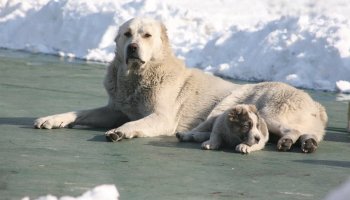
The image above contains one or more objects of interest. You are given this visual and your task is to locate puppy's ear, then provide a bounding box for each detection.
[228,107,242,122]
[248,105,258,113]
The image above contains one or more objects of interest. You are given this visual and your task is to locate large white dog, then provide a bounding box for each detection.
[34,17,327,153]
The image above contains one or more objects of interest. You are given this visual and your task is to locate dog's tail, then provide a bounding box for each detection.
[316,102,328,127]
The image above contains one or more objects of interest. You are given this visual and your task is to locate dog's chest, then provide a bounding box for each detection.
[116,74,159,118]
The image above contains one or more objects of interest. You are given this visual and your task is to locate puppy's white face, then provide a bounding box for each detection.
[228,104,262,146]
[245,109,261,145]
[115,18,164,68]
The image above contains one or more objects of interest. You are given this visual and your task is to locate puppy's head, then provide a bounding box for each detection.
[227,104,261,146]
[114,17,170,69]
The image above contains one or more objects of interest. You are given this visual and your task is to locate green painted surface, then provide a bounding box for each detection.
[0,50,349,200]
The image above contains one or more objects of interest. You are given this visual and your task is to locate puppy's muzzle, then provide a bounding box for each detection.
[243,134,261,146]
[126,43,145,65]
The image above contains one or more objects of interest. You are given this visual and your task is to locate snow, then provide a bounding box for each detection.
[1,0,350,92]
[324,178,350,200]
[22,184,119,200]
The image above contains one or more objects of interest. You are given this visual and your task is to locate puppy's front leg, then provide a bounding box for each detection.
[105,112,176,141]
[235,142,265,154]
[176,116,216,142]
[201,131,222,150]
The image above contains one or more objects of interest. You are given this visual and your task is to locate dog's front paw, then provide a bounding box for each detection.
[105,129,125,142]
[105,128,139,142]
[201,141,220,150]
[235,143,251,154]
[34,115,74,129]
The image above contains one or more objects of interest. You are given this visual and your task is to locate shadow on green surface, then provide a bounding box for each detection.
[146,136,202,150]
[87,134,109,142]
[0,117,35,127]
[294,159,350,168]
[324,128,350,143]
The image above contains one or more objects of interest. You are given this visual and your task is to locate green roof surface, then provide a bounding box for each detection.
[0,50,349,200]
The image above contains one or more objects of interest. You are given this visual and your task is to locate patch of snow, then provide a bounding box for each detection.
[324,178,350,200]
[22,184,119,200]
[336,80,350,93]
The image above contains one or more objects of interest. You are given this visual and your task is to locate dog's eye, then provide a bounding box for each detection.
[241,122,251,130]
[242,124,249,129]
[124,32,132,37]
[144,33,152,38]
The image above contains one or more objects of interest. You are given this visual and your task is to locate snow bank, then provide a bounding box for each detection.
[22,184,119,200]
[1,0,350,92]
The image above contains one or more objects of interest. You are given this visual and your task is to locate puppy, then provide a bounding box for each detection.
[200,104,269,153]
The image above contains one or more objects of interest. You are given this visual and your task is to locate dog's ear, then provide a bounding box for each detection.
[114,33,119,43]
[228,107,243,122]
[248,105,258,114]
[159,22,174,57]
[160,23,169,43]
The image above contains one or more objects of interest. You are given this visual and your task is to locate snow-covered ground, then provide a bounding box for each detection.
[1,0,350,92]
[22,184,119,200]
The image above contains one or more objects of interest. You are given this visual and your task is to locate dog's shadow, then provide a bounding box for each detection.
[0,117,110,142]
[146,136,202,150]
[0,117,36,128]
[293,159,350,168]
[146,136,290,153]
[324,127,350,143]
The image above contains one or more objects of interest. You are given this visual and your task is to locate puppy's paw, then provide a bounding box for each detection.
[201,141,220,150]
[235,143,251,154]
[176,132,192,142]
[301,138,318,153]
[277,137,293,151]
[175,132,183,141]
[34,116,74,129]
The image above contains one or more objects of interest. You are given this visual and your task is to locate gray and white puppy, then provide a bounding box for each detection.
[201,104,269,153]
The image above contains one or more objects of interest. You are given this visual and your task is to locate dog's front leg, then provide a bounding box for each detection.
[201,131,223,150]
[235,142,265,154]
[34,106,128,129]
[105,112,176,141]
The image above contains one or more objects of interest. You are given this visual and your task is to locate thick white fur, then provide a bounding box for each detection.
[34,18,327,152]
[200,104,269,154]
[34,17,236,139]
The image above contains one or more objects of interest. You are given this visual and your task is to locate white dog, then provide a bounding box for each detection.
[34,17,236,139]
[199,104,269,154]
[34,17,327,153]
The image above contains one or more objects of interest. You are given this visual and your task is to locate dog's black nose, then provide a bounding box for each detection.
[254,135,261,143]
[127,43,138,53]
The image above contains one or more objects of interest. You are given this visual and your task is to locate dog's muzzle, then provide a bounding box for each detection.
[243,134,261,146]
[126,43,145,66]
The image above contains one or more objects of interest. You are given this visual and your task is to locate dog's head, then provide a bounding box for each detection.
[114,17,171,69]
[227,104,262,146]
